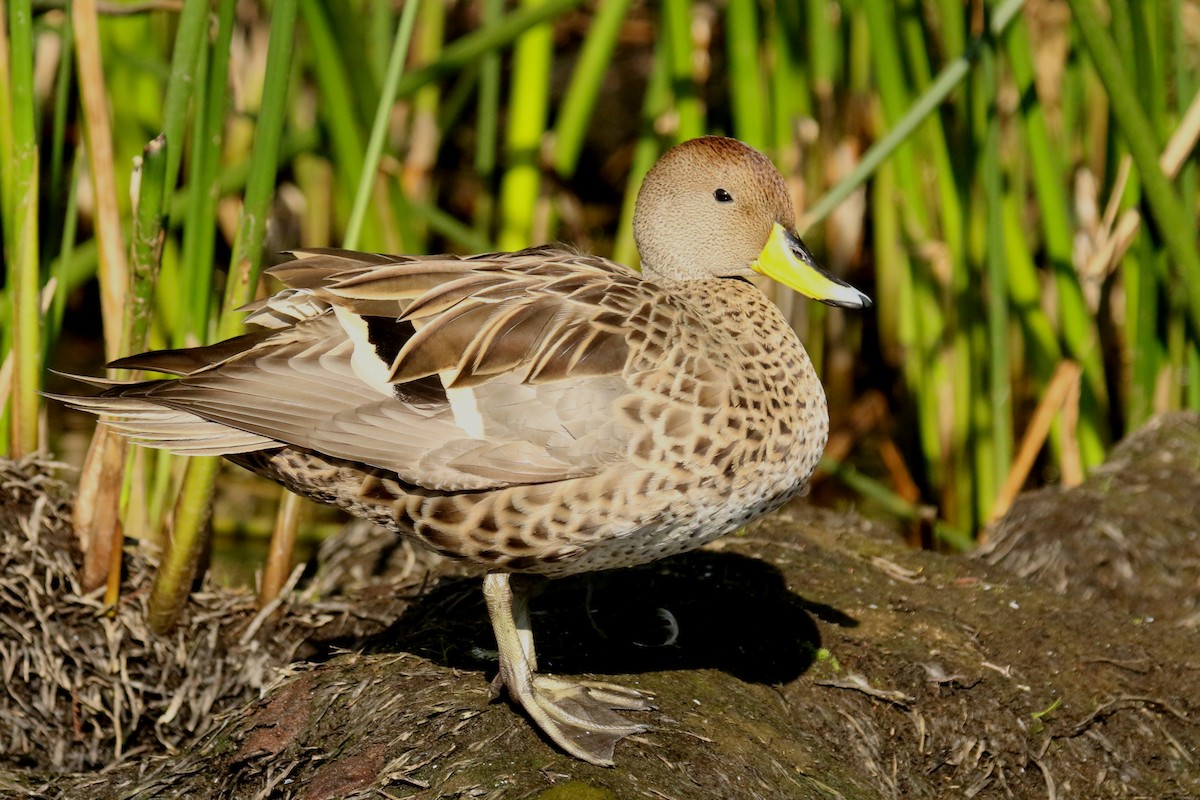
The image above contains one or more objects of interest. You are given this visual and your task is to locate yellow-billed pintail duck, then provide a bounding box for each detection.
[59,136,870,765]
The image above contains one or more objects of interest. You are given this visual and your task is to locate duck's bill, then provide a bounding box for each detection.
[751,223,872,309]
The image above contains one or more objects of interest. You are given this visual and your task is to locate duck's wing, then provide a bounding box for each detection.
[60,248,655,491]
[260,246,641,387]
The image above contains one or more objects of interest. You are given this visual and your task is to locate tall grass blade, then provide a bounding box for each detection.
[73,0,129,362]
[178,0,243,346]
[661,0,704,141]
[553,0,632,176]
[391,0,585,101]
[160,0,209,204]
[300,0,384,249]
[613,39,672,267]
[804,0,1027,231]
[498,0,554,251]
[981,46,1011,516]
[4,0,40,458]
[473,0,504,236]
[47,7,75,264]
[725,0,766,149]
[1005,13,1108,469]
[344,0,419,249]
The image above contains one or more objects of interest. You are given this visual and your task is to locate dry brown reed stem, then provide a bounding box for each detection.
[823,392,921,502]
[74,426,125,592]
[1059,364,1084,488]
[987,361,1084,528]
[72,0,128,360]
[259,491,304,607]
[71,0,131,588]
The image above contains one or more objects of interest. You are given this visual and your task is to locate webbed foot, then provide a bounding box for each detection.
[483,573,653,765]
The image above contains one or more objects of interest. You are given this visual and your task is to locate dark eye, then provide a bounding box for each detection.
[714,188,733,203]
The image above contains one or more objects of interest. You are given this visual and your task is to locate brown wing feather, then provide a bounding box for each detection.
[303,247,648,392]
[107,330,277,375]
[63,247,655,491]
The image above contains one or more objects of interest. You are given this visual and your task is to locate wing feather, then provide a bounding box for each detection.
[61,246,657,491]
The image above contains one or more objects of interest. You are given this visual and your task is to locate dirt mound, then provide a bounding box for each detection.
[2,415,1199,798]
[977,411,1200,626]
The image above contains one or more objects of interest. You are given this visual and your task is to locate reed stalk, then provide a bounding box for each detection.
[4,0,40,458]
[176,0,234,347]
[73,0,129,362]
[660,0,703,141]
[553,0,631,176]
[498,0,554,251]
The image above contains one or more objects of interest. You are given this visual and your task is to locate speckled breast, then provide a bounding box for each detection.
[516,279,829,576]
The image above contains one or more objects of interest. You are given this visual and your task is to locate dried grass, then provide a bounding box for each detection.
[0,456,444,779]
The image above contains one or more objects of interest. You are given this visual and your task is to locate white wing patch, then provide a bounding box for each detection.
[334,305,398,397]
[444,372,486,439]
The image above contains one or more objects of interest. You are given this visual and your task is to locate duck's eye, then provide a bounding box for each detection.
[714,188,733,203]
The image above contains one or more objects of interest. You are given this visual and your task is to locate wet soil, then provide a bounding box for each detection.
[2,413,1198,799]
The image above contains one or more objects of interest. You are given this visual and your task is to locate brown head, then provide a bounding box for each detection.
[633,136,870,308]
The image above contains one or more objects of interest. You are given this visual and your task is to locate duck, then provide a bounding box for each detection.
[58,136,870,765]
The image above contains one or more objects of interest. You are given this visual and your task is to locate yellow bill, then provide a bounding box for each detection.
[751,223,871,309]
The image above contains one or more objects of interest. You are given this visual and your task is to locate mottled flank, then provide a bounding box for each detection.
[226,268,825,578]
[56,136,869,765]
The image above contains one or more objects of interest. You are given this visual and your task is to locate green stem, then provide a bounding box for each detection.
[217,0,299,337]
[474,0,503,237]
[301,0,374,247]
[160,0,209,206]
[725,0,766,149]
[1005,12,1106,468]
[177,0,235,346]
[392,0,584,101]
[981,46,1011,518]
[802,0,1026,230]
[344,0,419,249]
[553,0,632,176]
[123,135,168,361]
[6,0,40,458]
[45,156,81,359]
[661,0,704,141]
[498,0,553,251]
[613,38,672,267]
[820,457,972,551]
[1066,0,1200,333]
[47,7,74,240]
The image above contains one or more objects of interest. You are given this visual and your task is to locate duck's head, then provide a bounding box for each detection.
[633,136,871,309]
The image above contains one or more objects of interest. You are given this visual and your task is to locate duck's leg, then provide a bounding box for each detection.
[482,572,653,766]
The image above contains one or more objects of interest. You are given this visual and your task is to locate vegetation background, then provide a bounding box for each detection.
[1,0,1198,623]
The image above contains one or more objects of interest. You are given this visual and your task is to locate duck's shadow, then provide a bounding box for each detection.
[353,549,857,686]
